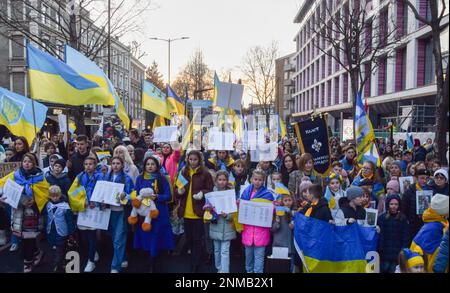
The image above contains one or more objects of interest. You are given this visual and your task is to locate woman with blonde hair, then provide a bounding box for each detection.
[113,145,139,183]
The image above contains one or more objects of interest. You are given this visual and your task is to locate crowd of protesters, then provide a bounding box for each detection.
[0,127,448,273]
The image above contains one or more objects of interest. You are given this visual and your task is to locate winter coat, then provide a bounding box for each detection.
[433,229,449,273]
[45,199,75,246]
[301,198,333,222]
[161,148,181,186]
[232,171,250,199]
[334,197,367,226]
[68,151,90,181]
[431,182,449,196]
[413,146,427,163]
[401,183,432,244]
[45,170,72,199]
[174,166,214,219]
[206,156,235,173]
[271,213,293,253]
[377,212,409,262]
[209,213,236,241]
[133,172,175,256]
[288,170,323,199]
[240,185,274,247]
[340,157,355,173]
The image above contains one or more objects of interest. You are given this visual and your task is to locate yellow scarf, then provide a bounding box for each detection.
[305,201,317,217]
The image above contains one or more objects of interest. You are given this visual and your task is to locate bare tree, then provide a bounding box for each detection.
[309,0,399,115]
[241,41,278,121]
[145,61,165,92]
[403,0,449,164]
[172,49,213,100]
[0,0,153,133]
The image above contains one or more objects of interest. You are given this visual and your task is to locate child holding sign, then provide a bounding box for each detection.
[101,156,134,273]
[204,170,236,273]
[239,170,275,273]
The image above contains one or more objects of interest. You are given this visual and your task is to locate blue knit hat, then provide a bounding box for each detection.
[346,186,364,201]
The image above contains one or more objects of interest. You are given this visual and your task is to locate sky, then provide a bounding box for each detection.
[120,0,303,86]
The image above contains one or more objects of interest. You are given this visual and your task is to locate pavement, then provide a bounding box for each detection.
[0,232,246,273]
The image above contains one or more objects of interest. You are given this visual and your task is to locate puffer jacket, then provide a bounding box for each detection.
[209,213,236,241]
[240,185,274,247]
[161,148,181,186]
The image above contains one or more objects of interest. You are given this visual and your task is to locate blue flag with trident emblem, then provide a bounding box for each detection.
[355,92,381,167]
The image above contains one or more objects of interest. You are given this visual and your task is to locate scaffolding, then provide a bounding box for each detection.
[381,103,437,133]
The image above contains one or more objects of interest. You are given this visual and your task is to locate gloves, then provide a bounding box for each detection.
[193,191,203,200]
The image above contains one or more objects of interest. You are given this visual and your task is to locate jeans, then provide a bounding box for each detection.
[5,204,19,245]
[245,245,266,273]
[81,230,97,262]
[184,218,204,266]
[213,240,231,273]
[109,211,127,271]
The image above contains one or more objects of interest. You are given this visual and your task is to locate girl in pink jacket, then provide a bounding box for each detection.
[239,170,275,273]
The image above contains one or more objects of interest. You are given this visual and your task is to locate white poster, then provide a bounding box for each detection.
[77,207,111,230]
[90,181,124,207]
[238,200,273,228]
[416,190,433,215]
[364,208,379,227]
[205,190,237,214]
[342,119,354,141]
[216,81,244,111]
[246,130,265,150]
[153,126,179,142]
[1,178,24,209]
[399,176,414,194]
[207,131,236,151]
[269,247,290,259]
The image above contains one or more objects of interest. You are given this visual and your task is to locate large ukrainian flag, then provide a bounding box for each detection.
[27,44,114,107]
[294,213,378,273]
[355,92,381,167]
[64,45,130,129]
[142,80,171,119]
[0,87,48,145]
[167,85,185,115]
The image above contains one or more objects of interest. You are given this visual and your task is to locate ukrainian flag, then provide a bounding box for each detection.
[167,85,184,115]
[294,213,378,273]
[152,115,166,131]
[142,80,171,119]
[0,87,48,145]
[64,45,130,129]
[68,176,87,212]
[212,72,219,107]
[355,92,381,167]
[275,182,290,196]
[175,172,189,190]
[277,115,286,139]
[27,44,114,107]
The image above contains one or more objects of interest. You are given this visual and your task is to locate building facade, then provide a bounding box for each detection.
[130,55,146,129]
[275,53,296,124]
[292,0,449,134]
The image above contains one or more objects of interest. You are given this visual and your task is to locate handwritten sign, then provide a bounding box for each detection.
[77,207,111,230]
[1,178,24,209]
[238,200,273,228]
[153,126,178,143]
[90,181,124,207]
[205,190,237,214]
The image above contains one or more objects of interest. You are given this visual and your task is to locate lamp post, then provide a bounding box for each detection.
[148,37,190,85]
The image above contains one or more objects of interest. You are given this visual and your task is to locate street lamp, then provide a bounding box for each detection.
[148,37,190,85]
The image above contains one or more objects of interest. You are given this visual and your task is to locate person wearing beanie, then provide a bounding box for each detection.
[335,186,367,226]
[45,157,71,200]
[410,193,449,272]
[377,194,409,273]
[387,179,400,195]
[402,168,432,245]
[431,169,449,196]
[296,178,313,211]
[398,248,425,273]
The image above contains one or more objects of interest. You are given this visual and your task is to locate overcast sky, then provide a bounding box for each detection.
[121,0,303,85]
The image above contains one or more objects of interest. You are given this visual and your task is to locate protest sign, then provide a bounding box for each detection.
[1,178,24,209]
[90,181,124,207]
[153,126,178,143]
[238,200,273,228]
[205,190,237,214]
[207,131,235,151]
[77,207,111,230]
[216,81,244,111]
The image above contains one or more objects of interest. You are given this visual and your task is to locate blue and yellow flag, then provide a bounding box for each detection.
[294,213,378,273]
[68,176,87,212]
[406,133,414,150]
[175,172,189,190]
[142,80,171,119]
[212,72,219,107]
[0,87,48,145]
[274,182,290,196]
[152,115,166,131]
[277,115,286,139]
[355,92,381,167]
[167,85,184,115]
[64,45,130,129]
[27,44,114,107]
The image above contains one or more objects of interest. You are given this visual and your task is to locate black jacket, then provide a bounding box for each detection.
[413,146,427,162]
[377,212,409,262]
[301,198,333,222]
[45,170,72,198]
[68,151,90,181]
[401,183,431,245]
[9,150,27,163]
[339,198,366,222]
[431,182,449,196]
